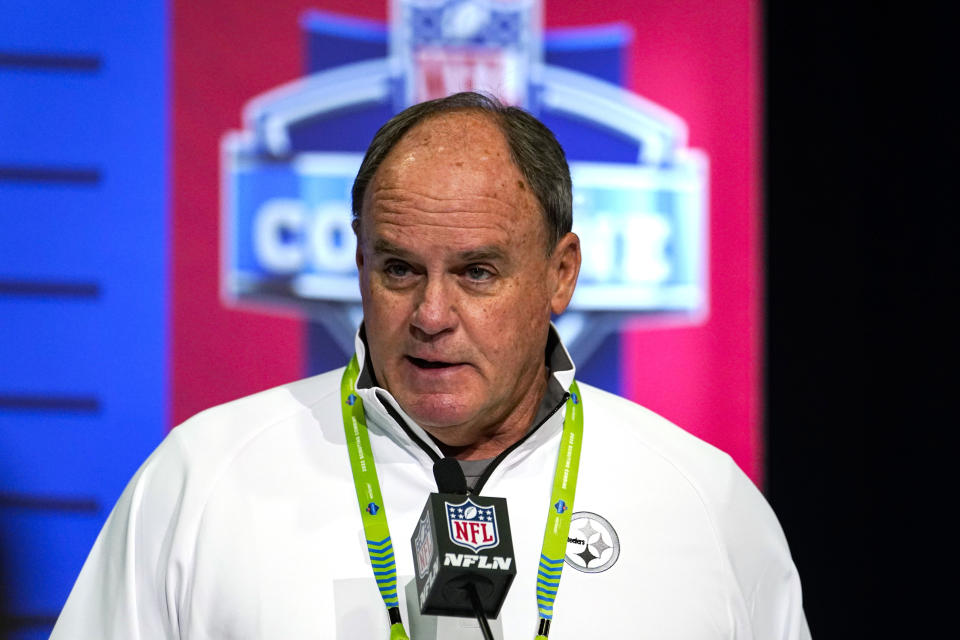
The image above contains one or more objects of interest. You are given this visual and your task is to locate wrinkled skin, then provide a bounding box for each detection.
[357,111,581,460]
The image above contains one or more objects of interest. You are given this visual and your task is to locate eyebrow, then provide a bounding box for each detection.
[371,239,505,263]
[456,247,505,262]
[372,239,413,258]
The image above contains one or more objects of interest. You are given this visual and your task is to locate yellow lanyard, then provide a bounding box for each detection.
[340,355,584,639]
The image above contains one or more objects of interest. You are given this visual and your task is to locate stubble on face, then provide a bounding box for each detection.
[356,110,557,458]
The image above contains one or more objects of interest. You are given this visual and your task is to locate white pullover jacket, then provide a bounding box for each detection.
[52,332,810,639]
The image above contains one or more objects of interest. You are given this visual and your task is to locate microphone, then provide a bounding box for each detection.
[433,457,468,494]
[410,458,517,631]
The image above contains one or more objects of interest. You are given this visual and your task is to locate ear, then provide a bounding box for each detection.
[353,217,365,272]
[549,232,581,316]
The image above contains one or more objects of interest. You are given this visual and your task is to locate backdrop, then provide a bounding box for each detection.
[0,1,759,636]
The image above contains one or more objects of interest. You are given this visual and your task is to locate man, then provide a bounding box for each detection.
[53,92,810,639]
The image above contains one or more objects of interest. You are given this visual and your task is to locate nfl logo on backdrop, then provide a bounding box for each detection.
[397,0,538,107]
[446,498,500,552]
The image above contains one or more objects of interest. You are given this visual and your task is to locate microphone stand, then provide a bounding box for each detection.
[463,581,495,640]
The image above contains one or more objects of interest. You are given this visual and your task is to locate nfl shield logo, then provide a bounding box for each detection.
[396,0,538,107]
[446,497,500,552]
[414,513,434,578]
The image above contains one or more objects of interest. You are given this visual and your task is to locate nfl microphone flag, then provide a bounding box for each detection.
[411,493,517,618]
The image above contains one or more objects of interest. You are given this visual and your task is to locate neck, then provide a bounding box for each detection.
[426,366,550,461]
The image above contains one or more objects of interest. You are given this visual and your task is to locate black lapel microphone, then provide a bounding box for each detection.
[409,458,516,638]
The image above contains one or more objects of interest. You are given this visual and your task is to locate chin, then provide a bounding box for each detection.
[404,394,474,431]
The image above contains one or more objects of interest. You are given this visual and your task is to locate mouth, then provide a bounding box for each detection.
[406,356,462,370]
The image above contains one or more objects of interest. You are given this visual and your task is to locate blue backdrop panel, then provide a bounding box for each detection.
[544,24,630,86]
[0,0,169,633]
[303,9,389,71]
[0,188,109,280]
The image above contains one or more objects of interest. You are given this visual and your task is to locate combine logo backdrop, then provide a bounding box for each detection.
[222,0,708,361]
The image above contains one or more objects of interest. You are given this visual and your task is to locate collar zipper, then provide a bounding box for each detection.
[376,390,570,494]
[472,392,569,494]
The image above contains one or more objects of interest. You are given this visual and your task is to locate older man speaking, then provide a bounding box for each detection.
[53,93,809,639]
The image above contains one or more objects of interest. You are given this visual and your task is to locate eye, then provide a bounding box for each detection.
[384,261,413,278]
[464,265,494,282]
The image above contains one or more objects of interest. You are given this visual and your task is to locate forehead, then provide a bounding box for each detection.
[391,110,509,161]
[375,111,517,189]
[362,111,546,245]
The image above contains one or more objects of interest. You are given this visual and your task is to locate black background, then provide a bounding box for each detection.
[765,3,955,637]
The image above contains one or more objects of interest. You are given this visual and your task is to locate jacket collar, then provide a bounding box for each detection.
[352,324,576,467]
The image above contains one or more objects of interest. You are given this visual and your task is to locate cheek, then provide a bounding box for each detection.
[468,278,550,356]
[363,283,410,335]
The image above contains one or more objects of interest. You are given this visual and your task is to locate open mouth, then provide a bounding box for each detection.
[407,356,459,370]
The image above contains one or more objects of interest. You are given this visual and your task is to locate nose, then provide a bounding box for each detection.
[410,276,457,339]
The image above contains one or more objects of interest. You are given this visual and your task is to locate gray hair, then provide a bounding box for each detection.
[351,92,572,252]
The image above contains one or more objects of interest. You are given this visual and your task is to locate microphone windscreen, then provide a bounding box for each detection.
[411,491,516,619]
[433,457,468,495]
